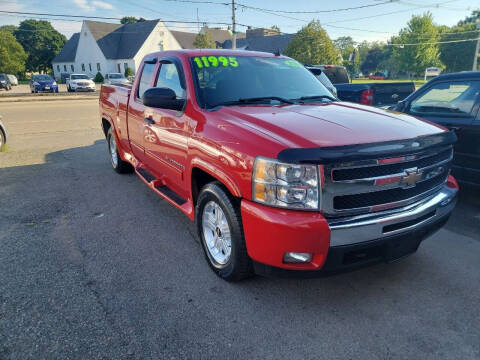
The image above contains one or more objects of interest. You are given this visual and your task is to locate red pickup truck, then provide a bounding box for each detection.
[100,50,458,281]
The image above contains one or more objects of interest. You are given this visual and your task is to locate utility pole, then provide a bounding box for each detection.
[473,21,480,71]
[232,0,236,49]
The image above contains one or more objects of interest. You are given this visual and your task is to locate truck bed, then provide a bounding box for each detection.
[336,82,415,107]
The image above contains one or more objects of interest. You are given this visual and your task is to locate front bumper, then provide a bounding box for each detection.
[72,85,96,92]
[34,85,58,92]
[241,181,457,276]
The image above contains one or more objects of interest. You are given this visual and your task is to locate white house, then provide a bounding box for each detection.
[52,20,197,79]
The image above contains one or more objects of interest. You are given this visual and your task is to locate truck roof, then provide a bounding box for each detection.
[433,71,480,81]
[144,49,287,59]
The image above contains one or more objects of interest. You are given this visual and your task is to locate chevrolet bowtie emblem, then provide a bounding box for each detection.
[401,168,423,187]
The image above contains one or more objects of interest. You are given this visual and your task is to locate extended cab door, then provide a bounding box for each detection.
[404,79,480,185]
[143,57,189,198]
[127,57,158,163]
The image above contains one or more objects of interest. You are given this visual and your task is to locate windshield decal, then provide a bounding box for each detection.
[193,56,239,68]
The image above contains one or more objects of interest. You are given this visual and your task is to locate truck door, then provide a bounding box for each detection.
[143,58,189,199]
[127,57,158,163]
[406,79,480,185]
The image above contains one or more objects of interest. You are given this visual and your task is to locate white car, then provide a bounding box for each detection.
[6,74,18,86]
[66,74,96,92]
[104,73,130,85]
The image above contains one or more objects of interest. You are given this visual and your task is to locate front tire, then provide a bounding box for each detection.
[106,127,133,174]
[196,182,253,281]
[0,129,5,151]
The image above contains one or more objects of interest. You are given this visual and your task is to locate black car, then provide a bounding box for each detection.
[0,74,12,91]
[393,71,480,187]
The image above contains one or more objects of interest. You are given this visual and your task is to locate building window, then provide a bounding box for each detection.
[71,64,74,72]
[117,63,121,73]
[64,65,67,72]
[81,63,85,72]
[124,63,128,71]
[97,63,101,71]
[89,63,92,72]
[57,65,60,72]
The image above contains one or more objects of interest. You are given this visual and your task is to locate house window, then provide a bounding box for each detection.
[57,65,60,72]
[97,63,101,71]
[64,65,67,72]
[89,63,92,72]
[81,63,85,72]
[71,64,74,72]
[124,63,128,71]
[117,63,121,73]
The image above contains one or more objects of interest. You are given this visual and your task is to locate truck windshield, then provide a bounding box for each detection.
[190,56,334,109]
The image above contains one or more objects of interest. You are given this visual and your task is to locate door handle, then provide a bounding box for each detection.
[144,117,155,125]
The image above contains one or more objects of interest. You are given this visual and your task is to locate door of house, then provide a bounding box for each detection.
[117,64,121,73]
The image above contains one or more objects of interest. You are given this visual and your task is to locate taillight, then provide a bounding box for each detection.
[360,89,374,105]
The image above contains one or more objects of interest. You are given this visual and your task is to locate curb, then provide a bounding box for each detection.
[0,95,98,103]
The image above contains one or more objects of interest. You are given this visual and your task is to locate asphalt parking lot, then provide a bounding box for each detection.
[0,99,479,359]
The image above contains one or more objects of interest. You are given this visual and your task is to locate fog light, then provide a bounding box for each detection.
[283,252,313,263]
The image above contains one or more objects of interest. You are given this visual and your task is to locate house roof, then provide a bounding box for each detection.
[201,26,245,44]
[90,20,159,59]
[170,31,197,49]
[222,34,294,54]
[52,33,80,62]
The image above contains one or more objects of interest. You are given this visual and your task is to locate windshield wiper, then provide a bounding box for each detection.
[293,95,337,103]
[209,96,294,109]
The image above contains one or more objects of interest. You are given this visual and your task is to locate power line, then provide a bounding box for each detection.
[236,0,396,14]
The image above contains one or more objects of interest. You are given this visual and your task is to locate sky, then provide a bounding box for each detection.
[0,0,477,43]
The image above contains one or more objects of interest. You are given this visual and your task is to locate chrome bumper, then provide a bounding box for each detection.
[328,185,457,247]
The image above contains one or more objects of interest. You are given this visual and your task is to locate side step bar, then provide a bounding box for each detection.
[135,167,187,206]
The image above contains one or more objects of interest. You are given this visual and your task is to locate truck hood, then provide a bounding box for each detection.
[217,101,445,149]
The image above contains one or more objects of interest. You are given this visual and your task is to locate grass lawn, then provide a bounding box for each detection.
[352,79,426,87]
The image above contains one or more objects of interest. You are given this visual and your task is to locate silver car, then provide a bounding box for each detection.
[104,73,130,86]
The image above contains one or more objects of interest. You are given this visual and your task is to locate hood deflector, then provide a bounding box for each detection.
[277,131,457,164]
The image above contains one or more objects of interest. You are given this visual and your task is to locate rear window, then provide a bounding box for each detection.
[322,67,350,84]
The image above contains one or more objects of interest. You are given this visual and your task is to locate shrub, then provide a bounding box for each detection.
[124,67,134,77]
[93,72,104,83]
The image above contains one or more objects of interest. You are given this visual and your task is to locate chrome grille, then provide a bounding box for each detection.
[322,146,453,217]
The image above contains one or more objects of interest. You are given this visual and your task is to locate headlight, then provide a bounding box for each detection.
[53,81,57,86]
[252,157,319,210]
[33,81,40,86]
[0,80,5,83]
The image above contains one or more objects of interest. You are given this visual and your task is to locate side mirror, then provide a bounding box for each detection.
[142,87,185,111]
[396,100,406,112]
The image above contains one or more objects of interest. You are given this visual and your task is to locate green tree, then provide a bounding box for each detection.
[0,25,17,34]
[271,25,280,33]
[94,72,104,83]
[120,17,146,25]
[14,20,66,73]
[360,47,384,74]
[284,20,341,65]
[439,24,477,72]
[334,36,358,75]
[0,30,27,74]
[124,66,134,77]
[392,12,443,76]
[193,31,216,49]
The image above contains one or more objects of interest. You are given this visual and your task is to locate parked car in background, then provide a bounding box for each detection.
[60,73,71,84]
[392,71,480,187]
[0,115,7,151]
[99,50,458,281]
[66,74,96,92]
[104,72,130,85]
[335,81,415,107]
[369,72,387,80]
[305,65,337,96]
[6,74,18,86]
[30,74,59,93]
[309,65,351,84]
[0,74,12,91]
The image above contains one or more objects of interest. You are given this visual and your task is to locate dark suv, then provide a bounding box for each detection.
[0,74,12,91]
[393,71,480,187]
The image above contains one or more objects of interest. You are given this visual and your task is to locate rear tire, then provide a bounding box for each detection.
[106,127,133,174]
[0,129,5,151]
[196,182,253,281]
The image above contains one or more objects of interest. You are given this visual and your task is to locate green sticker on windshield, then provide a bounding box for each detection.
[284,60,302,68]
[193,56,239,68]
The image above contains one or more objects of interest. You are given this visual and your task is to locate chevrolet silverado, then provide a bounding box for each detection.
[99,50,458,281]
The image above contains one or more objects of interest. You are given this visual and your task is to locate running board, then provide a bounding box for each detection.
[136,167,187,206]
